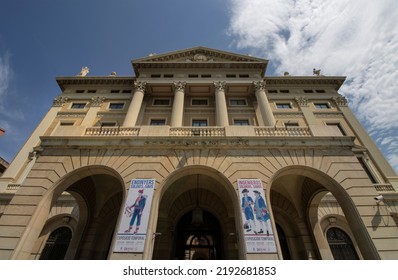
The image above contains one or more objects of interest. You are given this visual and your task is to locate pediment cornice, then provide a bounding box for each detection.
[132,46,268,76]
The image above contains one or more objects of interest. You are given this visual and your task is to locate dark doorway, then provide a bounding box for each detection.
[174,210,222,260]
[276,223,292,260]
[40,227,72,260]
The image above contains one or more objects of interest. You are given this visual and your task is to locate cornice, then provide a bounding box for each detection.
[265,76,346,90]
[56,77,135,91]
[39,135,356,150]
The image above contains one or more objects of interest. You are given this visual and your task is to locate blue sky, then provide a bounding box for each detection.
[0,0,397,173]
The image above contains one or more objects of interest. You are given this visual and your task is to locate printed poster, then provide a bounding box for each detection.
[238,179,277,253]
[114,179,155,252]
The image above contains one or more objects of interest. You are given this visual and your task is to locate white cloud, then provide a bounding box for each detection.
[228,0,398,174]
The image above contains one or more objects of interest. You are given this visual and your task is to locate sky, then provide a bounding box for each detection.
[0,0,397,174]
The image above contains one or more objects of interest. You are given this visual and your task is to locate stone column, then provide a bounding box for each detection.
[253,81,275,126]
[214,81,229,126]
[123,81,147,127]
[170,81,186,127]
[81,96,106,126]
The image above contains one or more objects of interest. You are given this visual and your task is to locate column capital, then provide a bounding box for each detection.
[332,95,348,107]
[89,96,106,107]
[295,97,309,107]
[52,95,69,107]
[134,80,147,93]
[253,80,266,91]
[213,81,226,91]
[173,81,186,91]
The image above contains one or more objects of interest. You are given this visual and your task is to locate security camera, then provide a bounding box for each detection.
[374,195,384,203]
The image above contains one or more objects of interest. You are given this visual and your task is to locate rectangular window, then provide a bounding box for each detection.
[109,103,124,110]
[314,103,330,109]
[150,119,166,126]
[280,90,290,93]
[315,89,326,93]
[75,90,85,93]
[276,103,292,109]
[153,99,171,106]
[101,122,117,127]
[239,74,249,78]
[304,89,314,93]
[326,123,346,136]
[191,99,208,106]
[357,157,377,184]
[110,90,120,93]
[192,120,208,127]
[226,74,236,78]
[122,90,132,93]
[285,122,299,128]
[188,74,199,78]
[87,90,97,93]
[234,119,250,126]
[201,74,211,78]
[229,98,247,106]
[60,121,74,126]
[164,74,174,78]
[71,103,86,109]
[268,90,278,93]
[151,74,161,78]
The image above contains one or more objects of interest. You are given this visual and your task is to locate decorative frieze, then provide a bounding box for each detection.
[53,96,69,107]
[57,112,86,118]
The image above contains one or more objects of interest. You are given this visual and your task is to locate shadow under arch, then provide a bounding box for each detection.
[12,165,126,260]
[150,165,243,260]
[267,165,380,260]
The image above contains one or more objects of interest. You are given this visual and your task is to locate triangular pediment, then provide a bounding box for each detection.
[132,46,267,64]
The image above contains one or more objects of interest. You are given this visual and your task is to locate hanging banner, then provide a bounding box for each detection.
[114,179,155,253]
[238,179,277,253]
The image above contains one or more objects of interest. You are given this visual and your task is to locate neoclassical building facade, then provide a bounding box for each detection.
[0,47,397,260]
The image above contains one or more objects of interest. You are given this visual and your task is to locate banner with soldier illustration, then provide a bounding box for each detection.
[114,179,155,253]
[238,179,277,253]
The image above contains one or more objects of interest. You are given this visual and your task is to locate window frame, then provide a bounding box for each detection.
[108,102,125,110]
[314,102,331,109]
[149,119,166,126]
[191,98,209,106]
[192,119,208,127]
[229,98,247,106]
[153,98,171,106]
[70,102,87,109]
[275,103,292,109]
[233,119,250,126]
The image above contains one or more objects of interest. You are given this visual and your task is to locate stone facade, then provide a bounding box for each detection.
[0,47,397,260]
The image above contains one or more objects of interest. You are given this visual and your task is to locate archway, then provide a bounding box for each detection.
[269,166,379,260]
[14,166,125,260]
[152,167,240,260]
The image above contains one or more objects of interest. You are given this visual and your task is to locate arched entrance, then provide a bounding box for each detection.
[152,167,240,260]
[269,166,378,260]
[175,210,222,260]
[14,166,125,260]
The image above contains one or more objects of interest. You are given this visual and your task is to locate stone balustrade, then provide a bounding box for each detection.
[85,127,140,136]
[170,127,226,137]
[254,127,312,137]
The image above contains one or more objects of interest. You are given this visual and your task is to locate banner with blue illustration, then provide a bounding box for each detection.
[114,179,155,252]
[238,179,277,253]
